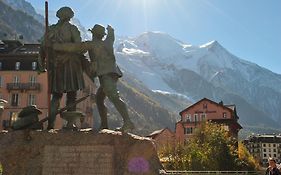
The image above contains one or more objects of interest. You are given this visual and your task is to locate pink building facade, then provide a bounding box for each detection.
[175,98,242,143]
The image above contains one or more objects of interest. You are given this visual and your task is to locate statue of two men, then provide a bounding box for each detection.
[41,6,134,132]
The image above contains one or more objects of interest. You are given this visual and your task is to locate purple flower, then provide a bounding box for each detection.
[128,157,150,173]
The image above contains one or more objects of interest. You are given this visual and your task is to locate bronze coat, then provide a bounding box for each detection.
[46,21,85,93]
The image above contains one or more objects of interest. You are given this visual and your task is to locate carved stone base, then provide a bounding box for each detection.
[0,129,162,175]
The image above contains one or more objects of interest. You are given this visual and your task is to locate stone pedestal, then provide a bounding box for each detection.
[0,129,162,175]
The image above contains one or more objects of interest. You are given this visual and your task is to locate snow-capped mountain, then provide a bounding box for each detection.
[114,32,281,128]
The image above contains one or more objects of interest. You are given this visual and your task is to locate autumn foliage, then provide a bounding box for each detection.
[159,122,260,171]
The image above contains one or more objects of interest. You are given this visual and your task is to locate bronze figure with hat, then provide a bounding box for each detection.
[40,6,86,129]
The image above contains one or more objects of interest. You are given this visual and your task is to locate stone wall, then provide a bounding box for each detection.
[0,129,162,175]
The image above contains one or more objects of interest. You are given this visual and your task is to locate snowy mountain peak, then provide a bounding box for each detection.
[200,40,223,50]
[134,31,188,58]
[136,31,178,41]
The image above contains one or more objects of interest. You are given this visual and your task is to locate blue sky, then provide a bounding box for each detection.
[27,0,281,74]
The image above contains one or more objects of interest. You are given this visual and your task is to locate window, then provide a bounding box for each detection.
[184,127,193,135]
[269,144,271,147]
[269,154,272,157]
[201,113,206,121]
[189,114,192,122]
[203,103,208,109]
[263,144,266,147]
[28,94,36,106]
[13,76,20,84]
[15,62,20,70]
[9,112,18,126]
[183,114,191,122]
[264,154,267,157]
[194,114,198,122]
[32,62,37,70]
[274,149,276,152]
[274,154,277,157]
[29,75,37,84]
[0,62,2,70]
[182,114,186,121]
[223,112,227,118]
[264,149,266,152]
[11,93,19,106]
[273,144,276,147]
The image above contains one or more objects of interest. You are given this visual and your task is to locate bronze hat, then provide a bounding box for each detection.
[56,6,74,19]
[18,105,42,118]
[88,24,106,36]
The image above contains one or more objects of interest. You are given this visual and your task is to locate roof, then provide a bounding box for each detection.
[0,40,40,71]
[210,118,242,129]
[147,128,174,139]
[148,129,165,137]
[179,97,236,116]
[225,105,236,111]
[0,40,39,54]
[246,134,281,143]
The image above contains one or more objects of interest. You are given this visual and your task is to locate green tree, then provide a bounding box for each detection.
[236,142,260,171]
[0,161,3,175]
[159,122,259,171]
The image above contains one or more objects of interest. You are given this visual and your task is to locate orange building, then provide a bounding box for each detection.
[175,98,242,143]
[0,40,95,130]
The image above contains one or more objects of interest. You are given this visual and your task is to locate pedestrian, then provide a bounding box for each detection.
[265,157,281,175]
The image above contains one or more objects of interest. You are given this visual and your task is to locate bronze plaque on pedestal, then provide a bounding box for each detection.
[42,145,114,175]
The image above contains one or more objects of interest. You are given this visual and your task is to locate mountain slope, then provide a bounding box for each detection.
[2,0,44,24]
[0,0,44,42]
[92,79,180,135]
[114,32,281,129]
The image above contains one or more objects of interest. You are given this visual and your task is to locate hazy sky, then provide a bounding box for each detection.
[27,0,281,74]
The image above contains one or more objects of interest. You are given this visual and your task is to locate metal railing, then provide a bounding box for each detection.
[6,83,40,91]
[160,170,263,175]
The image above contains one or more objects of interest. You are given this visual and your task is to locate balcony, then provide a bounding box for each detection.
[7,83,41,92]
[24,83,41,91]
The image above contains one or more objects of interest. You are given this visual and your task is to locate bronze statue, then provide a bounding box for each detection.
[53,24,134,131]
[86,24,134,132]
[40,7,85,129]
[11,105,43,130]
[53,24,135,132]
